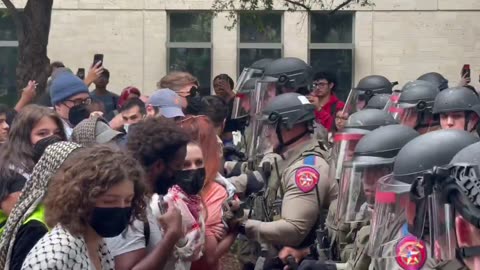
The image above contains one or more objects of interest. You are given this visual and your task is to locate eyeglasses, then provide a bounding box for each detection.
[64,97,92,107]
[313,82,329,88]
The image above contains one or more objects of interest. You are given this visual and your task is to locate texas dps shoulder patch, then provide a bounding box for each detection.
[295,167,319,193]
[395,235,427,270]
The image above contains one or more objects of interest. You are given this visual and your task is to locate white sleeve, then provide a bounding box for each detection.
[105,219,146,257]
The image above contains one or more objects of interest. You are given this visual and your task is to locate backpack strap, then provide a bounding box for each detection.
[144,221,150,247]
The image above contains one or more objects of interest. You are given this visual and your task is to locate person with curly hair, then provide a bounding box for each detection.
[106,117,188,270]
[21,145,147,270]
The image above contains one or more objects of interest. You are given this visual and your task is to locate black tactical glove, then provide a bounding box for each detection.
[223,144,247,161]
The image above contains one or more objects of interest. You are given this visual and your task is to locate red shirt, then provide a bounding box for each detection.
[314,94,345,131]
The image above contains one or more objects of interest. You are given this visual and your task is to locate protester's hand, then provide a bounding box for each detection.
[21,80,37,101]
[84,61,104,86]
[308,95,322,111]
[109,113,124,131]
[459,72,470,87]
[158,200,183,240]
[279,247,310,270]
[90,111,104,118]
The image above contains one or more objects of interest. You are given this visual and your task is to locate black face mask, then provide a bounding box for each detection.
[68,103,90,127]
[174,168,206,195]
[89,207,131,238]
[33,135,63,163]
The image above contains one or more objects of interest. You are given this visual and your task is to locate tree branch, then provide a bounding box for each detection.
[284,0,312,11]
[329,0,353,13]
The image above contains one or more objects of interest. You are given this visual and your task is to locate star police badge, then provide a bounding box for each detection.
[295,167,319,193]
[395,235,427,270]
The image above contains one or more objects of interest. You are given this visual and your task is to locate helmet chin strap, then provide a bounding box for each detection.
[274,124,310,154]
[457,246,480,267]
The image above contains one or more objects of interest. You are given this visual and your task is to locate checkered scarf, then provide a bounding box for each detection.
[71,116,100,146]
[0,142,81,269]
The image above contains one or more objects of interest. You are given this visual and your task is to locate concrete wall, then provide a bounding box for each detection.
[2,0,480,95]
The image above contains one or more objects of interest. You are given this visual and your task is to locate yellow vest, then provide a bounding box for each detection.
[0,205,47,236]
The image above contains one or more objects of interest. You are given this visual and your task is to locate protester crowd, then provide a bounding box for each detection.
[0,56,480,270]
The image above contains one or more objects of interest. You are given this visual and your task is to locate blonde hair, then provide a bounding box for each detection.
[158,72,199,92]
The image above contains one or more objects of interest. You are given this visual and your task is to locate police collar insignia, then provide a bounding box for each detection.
[395,235,427,270]
[295,167,319,193]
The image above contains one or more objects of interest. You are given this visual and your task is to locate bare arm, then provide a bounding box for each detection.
[203,232,238,266]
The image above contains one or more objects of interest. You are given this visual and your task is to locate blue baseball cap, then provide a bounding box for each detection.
[147,89,184,118]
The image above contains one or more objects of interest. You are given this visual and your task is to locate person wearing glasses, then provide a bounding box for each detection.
[309,72,345,132]
[49,71,91,139]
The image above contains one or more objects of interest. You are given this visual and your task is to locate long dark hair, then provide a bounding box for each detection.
[0,105,67,174]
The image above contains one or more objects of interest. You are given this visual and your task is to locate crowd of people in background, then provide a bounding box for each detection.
[1,54,479,270]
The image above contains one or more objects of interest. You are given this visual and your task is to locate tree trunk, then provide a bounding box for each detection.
[16,0,53,101]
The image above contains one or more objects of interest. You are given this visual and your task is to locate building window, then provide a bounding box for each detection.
[168,12,212,94]
[309,12,354,101]
[238,13,282,74]
[0,11,18,106]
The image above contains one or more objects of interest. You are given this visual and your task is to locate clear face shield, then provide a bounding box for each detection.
[231,68,263,120]
[384,90,402,113]
[368,174,419,259]
[343,89,370,116]
[328,131,366,185]
[336,157,394,223]
[244,80,278,165]
[409,165,468,262]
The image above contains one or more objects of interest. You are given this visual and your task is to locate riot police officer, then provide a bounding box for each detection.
[388,80,440,133]
[432,86,480,132]
[326,109,397,262]
[343,75,395,116]
[238,93,338,268]
[417,72,449,91]
[409,141,480,269]
[369,129,477,270]
[278,124,419,270]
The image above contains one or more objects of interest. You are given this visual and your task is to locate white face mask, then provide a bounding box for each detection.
[124,124,130,133]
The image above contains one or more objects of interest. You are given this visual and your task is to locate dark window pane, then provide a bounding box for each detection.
[240,13,281,43]
[239,48,281,74]
[170,13,212,42]
[311,13,353,43]
[169,48,211,95]
[0,47,18,106]
[310,49,352,102]
[0,11,17,40]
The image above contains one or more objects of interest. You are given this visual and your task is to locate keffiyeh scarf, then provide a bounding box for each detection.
[163,185,205,270]
[0,142,81,270]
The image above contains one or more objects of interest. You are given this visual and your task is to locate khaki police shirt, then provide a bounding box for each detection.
[245,139,338,247]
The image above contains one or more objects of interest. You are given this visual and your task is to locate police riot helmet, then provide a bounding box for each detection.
[263,57,313,94]
[433,86,480,117]
[365,94,391,110]
[355,125,419,159]
[417,72,449,91]
[250,58,275,71]
[444,142,480,232]
[344,109,398,132]
[355,75,394,98]
[262,93,314,130]
[393,129,479,184]
[335,125,419,223]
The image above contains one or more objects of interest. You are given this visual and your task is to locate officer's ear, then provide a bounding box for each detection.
[467,114,479,132]
[456,215,474,247]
